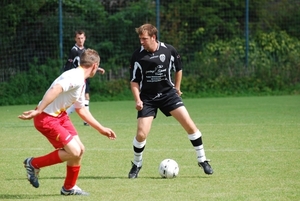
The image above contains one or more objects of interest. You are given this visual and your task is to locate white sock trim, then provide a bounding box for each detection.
[133,137,146,148]
[188,130,201,140]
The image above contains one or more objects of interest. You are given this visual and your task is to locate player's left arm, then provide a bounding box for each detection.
[97,67,105,74]
[174,70,183,96]
[172,47,183,96]
[75,107,117,140]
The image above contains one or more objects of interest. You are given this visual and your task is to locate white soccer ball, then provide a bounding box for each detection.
[158,159,179,178]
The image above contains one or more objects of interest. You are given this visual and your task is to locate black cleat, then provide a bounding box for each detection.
[83,122,89,126]
[198,161,213,175]
[23,157,40,188]
[128,162,142,179]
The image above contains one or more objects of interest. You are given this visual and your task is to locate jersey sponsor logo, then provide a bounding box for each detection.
[159,54,166,62]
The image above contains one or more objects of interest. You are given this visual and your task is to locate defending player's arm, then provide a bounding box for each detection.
[18,84,63,120]
[75,107,116,140]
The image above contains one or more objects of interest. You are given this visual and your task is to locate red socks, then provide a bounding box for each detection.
[30,150,80,190]
[31,150,62,168]
[63,165,81,190]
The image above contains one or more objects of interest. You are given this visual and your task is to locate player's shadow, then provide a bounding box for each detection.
[0,194,60,200]
[9,175,210,183]
[44,175,129,180]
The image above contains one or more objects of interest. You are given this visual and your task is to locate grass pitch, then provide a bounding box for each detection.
[0,95,299,201]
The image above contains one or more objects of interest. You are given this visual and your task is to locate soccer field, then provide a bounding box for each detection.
[0,95,299,201]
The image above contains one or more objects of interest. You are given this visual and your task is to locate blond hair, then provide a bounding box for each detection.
[80,48,100,68]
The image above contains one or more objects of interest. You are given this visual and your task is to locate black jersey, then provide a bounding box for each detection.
[130,42,182,95]
[63,44,85,72]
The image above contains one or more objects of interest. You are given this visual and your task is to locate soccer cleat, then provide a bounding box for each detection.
[83,122,89,126]
[198,160,213,175]
[61,185,89,196]
[128,162,142,179]
[23,157,40,188]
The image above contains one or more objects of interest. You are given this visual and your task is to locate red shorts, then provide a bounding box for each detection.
[34,112,78,149]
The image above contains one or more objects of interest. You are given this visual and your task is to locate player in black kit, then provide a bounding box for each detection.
[128,24,213,178]
[64,30,105,125]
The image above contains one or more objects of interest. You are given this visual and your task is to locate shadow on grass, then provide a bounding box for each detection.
[10,175,210,182]
[0,194,59,200]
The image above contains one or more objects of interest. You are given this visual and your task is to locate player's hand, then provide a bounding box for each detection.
[176,89,183,96]
[18,110,40,120]
[100,127,117,140]
[135,101,143,111]
[97,67,105,74]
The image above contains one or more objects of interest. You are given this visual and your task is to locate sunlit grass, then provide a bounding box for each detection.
[0,95,299,201]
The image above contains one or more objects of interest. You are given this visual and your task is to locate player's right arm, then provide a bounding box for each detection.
[130,81,143,111]
[18,84,63,120]
[129,53,143,111]
[64,48,78,71]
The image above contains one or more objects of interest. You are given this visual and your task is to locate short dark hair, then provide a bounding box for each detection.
[135,24,158,39]
[75,30,85,37]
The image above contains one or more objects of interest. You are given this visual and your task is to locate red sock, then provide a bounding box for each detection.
[31,150,62,168]
[64,165,80,190]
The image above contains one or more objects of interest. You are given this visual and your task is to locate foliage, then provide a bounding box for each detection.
[0,58,60,105]
[0,0,300,105]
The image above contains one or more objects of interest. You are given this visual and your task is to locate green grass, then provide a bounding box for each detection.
[0,95,299,201]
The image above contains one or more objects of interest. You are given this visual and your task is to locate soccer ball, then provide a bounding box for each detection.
[158,159,179,178]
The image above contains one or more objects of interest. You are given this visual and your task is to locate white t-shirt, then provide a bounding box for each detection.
[40,67,86,117]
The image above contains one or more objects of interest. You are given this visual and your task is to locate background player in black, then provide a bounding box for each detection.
[64,30,105,125]
[128,24,213,178]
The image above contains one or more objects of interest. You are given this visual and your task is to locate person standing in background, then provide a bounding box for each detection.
[63,30,105,126]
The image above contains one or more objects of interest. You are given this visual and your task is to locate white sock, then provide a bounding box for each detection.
[188,130,207,162]
[84,100,89,111]
[66,104,75,115]
[133,137,146,167]
[83,100,89,124]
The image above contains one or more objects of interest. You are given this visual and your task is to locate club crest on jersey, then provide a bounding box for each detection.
[159,54,166,62]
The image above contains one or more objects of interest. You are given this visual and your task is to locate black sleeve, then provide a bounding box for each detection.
[129,50,142,83]
[63,48,79,72]
[170,45,182,72]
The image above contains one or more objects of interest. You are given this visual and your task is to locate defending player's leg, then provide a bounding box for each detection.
[23,157,40,188]
[23,150,64,188]
[61,165,85,195]
[128,137,146,178]
[128,115,153,178]
[61,185,89,196]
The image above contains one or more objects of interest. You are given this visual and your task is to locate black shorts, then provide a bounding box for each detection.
[137,89,184,118]
[85,78,90,93]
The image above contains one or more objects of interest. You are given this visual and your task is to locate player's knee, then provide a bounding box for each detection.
[70,146,85,159]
